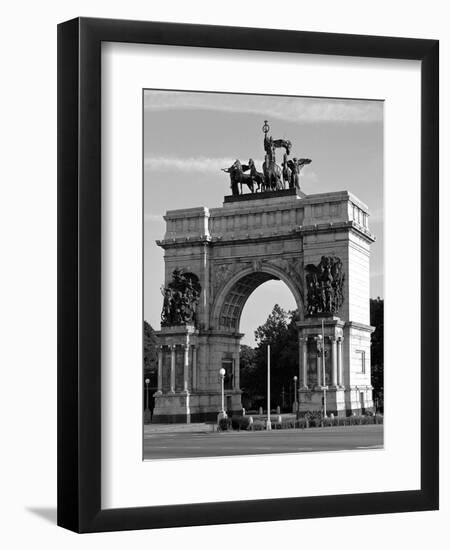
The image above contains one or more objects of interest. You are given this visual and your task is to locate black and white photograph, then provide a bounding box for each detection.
[143,90,384,459]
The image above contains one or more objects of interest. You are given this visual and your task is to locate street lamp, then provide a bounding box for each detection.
[293,375,298,415]
[218,367,227,423]
[144,378,151,424]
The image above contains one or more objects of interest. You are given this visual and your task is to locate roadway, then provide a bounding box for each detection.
[143,424,383,459]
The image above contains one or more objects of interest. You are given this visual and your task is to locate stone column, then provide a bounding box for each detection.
[337,337,344,387]
[234,344,240,390]
[331,337,338,387]
[299,337,308,389]
[170,345,176,393]
[316,353,322,388]
[183,343,190,392]
[192,345,197,391]
[157,345,163,394]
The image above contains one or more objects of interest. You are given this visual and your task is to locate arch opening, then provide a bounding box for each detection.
[239,280,298,346]
[219,272,278,330]
[213,264,304,333]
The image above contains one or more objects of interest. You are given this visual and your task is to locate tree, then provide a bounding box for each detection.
[239,344,258,408]
[241,305,300,411]
[370,298,384,408]
[254,304,289,345]
[143,320,158,381]
[143,321,159,413]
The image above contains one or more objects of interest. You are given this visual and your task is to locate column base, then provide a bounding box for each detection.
[299,387,346,415]
[344,386,375,415]
[153,391,243,423]
[153,392,191,424]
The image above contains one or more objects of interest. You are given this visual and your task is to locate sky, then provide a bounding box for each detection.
[143,90,383,346]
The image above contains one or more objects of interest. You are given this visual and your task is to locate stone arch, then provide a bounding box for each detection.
[211,263,304,331]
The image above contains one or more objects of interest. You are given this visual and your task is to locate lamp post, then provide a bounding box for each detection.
[293,375,298,415]
[316,320,328,419]
[218,367,227,423]
[144,377,151,424]
[266,344,271,431]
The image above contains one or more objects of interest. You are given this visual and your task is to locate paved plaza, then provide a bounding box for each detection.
[143,424,383,459]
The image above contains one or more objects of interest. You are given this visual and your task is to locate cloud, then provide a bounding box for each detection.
[144,156,264,174]
[298,169,319,194]
[144,90,383,124]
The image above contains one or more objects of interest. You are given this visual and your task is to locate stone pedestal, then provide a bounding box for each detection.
[152,325,244,422]
[152,325,195,423]
[152,392,191,424]
[296,316,373,416]
[298,387,346,416]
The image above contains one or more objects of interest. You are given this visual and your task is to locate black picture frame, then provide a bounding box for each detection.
[57,17,439,533]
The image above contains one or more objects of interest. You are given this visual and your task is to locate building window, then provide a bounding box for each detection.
[356,350,366,373]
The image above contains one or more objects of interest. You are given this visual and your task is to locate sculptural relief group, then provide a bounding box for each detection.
[305,256,345,317]
[161,269,201,327]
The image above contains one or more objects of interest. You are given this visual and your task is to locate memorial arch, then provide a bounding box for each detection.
[152,187,376,423]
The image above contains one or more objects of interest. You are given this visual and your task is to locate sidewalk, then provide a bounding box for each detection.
[144,422,214,435]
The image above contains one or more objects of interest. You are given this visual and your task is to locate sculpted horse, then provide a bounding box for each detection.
[221,160,255,194]
[262,135,290,191]
[248,159,264,192]
[263,156,283,190]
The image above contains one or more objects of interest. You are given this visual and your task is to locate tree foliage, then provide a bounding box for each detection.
[143,320,158,381]
[370,298,384,402]
[240,304,299,410]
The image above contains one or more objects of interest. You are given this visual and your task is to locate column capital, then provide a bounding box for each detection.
[170,344,177,350]
[299,336,308,344]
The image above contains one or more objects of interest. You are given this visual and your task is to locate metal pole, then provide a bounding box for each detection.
[268,344,271,429]
[221,375,224,414]
[322,319,327,418]
[144,378,151,424]
[293,376,297,412]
